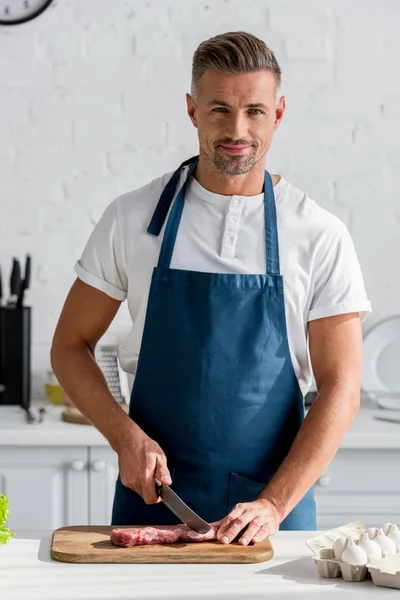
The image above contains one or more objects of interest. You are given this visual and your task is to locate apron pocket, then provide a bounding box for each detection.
[228,472,267,512]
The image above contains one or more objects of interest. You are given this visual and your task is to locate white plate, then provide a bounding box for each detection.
[363,316,400,409]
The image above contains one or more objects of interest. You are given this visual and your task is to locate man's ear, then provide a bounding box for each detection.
[186,93,198,128]
[274,96,286,131]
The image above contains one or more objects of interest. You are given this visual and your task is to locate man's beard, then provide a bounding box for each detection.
[207,145,259,176]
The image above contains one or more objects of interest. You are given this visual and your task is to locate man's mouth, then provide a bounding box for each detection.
[219,145,252,155]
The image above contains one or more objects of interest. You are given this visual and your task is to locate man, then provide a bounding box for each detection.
[51,31,371,546]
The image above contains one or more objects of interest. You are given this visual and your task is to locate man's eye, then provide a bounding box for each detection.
[212,108,264,115]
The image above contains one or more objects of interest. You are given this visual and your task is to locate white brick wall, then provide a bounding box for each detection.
[0,0,399,400]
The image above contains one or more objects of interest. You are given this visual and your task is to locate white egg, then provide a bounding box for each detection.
[341,540,368,566]
[365,527,378,539]
[386,524,400,552]
[373,528,397,555]
[357,532,382,561]
[332,535,348,560]
[380,522,393,535]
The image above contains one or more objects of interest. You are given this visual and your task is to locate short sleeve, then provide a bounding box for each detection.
[308,225,372,322]
[74,197,128,301]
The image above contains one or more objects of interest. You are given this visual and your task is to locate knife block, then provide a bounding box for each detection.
[0,305,31,408]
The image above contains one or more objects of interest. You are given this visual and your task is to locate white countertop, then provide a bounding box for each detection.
[0,402,399,448]
[0,404,109,446]
[1,530,399,599]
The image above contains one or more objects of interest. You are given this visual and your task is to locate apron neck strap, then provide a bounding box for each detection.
[148,156,280,275]
[156,159,199,268]
[263,170,281,275]
[147,156,199,237]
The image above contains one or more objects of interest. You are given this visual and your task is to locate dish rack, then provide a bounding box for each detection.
[363,390,400,410]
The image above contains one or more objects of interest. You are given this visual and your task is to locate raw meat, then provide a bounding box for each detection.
[111,524,218,547]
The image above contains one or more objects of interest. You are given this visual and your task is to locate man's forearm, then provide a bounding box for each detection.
[51,341,140,453]
[258,384,360,521]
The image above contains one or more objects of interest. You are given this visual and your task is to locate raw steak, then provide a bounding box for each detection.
[111,524,218,547]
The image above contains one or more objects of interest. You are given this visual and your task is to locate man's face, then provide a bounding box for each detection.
[187,69,285,176]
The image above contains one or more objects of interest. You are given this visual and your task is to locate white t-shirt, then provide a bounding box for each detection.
[75,165,372,396]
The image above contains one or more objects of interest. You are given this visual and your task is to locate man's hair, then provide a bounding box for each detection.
[190,31,281,104]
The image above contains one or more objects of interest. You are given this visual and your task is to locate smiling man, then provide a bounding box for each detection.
[51,32,371,545]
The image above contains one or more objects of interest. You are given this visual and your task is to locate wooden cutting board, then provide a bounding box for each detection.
[51,526,274,564]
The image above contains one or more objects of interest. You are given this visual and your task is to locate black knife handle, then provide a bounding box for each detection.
[155,477,162,497]
[16,286,25,309]
[10,258,21,296]
[24,255,31,290]
[16,255,31,309]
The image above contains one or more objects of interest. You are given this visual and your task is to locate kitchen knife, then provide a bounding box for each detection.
[23,255,31,291]
[155,477,212,534]
[16,255,31,309]
[8,258,21,306]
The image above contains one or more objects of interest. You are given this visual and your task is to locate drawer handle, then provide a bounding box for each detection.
[317,475,331,487]
[70,460,85,472]
[91,460,106,472]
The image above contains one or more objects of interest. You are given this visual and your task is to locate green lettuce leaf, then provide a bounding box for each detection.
[0,493,15,545]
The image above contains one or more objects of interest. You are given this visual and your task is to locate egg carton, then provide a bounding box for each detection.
[306,521,368,582]
[306,521,400,587]
[368,554,400,589]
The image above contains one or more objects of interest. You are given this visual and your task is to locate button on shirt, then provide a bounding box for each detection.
[74,165,372,396]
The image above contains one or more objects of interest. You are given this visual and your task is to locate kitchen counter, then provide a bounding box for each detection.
[0,402,400,448]
[1,530,399,599]
[0,404,108,446]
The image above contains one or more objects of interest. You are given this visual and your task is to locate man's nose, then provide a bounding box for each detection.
[223,113,248,142]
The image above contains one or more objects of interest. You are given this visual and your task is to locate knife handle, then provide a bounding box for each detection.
[155,477,162,496]
[16,256,32,309]
[24,255,31,290]
[10,258,21,297]
[16,287,25,309]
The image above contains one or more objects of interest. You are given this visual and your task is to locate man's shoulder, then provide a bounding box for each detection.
[116,170,174,218]
[280,178,347,239]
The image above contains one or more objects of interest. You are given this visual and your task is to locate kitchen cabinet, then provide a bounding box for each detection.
[1,445,399,532]
[315,449,400,529]
[88,446,119,525]
[0,446,89,531]
[0,445,118,531]
[0,405,399,532]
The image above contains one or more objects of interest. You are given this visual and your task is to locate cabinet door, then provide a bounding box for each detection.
[0,446,88,531]
[88,446,119,525]
[314,449,400,529]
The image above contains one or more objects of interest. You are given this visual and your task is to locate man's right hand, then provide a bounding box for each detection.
[117,427,172,505]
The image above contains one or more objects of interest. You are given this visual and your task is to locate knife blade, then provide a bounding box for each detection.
[155,477,211,534]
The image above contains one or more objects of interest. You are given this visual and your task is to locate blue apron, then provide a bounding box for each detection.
[111,156,317,530]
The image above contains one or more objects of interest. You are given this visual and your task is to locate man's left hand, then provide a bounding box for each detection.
[214,498,280,545]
